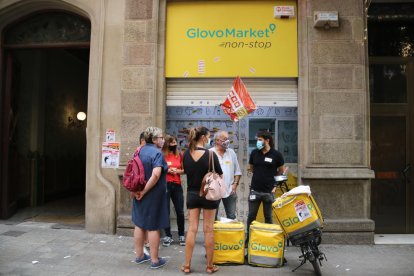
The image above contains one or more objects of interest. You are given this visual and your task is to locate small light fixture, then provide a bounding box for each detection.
[77,111,87,121]
[314,11,339,29]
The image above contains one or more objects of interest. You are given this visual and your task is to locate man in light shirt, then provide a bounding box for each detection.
[209,130,242,220]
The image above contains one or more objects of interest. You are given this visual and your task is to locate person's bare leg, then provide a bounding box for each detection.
[148,230,161,263]
[134,226,146,258]
[203,209,218,273]
[183,208,200,269]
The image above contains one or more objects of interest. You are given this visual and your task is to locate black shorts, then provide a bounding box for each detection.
[186,191,219,210]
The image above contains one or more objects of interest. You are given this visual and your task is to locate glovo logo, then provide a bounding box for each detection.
[214,239,243,251]
[251,241,283,253]
[281,203,314,227]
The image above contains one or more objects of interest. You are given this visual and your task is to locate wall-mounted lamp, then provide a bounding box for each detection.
[68,111,87,128]
[77,111,87,121]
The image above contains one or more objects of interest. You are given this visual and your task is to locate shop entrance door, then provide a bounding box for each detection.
[370,59,414,233]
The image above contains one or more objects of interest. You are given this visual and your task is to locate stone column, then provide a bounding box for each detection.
[117,0,162,234]
[298,0,375,244]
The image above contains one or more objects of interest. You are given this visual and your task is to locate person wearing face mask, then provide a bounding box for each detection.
[245,130,285,243]
[161,134,186,247]
[181,126,223,274]
[131,126,169,269]
[209,130,242,220]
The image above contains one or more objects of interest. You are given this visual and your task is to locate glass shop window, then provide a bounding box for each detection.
[248,119,298,163]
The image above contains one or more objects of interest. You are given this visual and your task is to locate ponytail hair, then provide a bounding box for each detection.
[188,126,209,152]
[257,130,274,149]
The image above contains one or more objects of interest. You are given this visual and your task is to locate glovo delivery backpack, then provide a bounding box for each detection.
[248,221,285,267]
[272,185,323,237]
[213,221,245,265]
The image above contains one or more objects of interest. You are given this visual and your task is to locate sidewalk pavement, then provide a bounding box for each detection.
[1,220,414,276]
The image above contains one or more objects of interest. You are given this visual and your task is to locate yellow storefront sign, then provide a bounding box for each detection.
[166,1,298,78]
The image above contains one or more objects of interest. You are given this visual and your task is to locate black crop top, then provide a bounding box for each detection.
[183,148,223,192]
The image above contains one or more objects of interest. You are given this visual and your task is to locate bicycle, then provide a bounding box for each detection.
[274,174,327,276]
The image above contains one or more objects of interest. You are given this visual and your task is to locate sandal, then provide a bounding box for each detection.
[181,264,191,274]
[206,265,219,274]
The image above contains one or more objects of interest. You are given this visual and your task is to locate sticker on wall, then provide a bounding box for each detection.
[102,142,120,168]
[105,129,116,142]
[198,60,206,74]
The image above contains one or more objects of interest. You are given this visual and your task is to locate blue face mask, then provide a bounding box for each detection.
[205,138,211,148]
[256,140,264,150]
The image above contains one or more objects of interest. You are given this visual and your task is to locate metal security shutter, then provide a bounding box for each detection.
[166,78,297,107]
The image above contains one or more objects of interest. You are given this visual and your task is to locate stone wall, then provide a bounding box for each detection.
[117,0,163,235]
[299,0,375,244]
[115,0,376,243]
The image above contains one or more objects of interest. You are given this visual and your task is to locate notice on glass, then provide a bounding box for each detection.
[102,142,120,168]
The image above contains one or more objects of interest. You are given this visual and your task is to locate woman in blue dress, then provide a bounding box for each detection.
[131,126,169,269]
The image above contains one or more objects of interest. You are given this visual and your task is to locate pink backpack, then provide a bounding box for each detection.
[122,147,146,192]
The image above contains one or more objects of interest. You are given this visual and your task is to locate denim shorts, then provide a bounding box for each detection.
[186,191,219,210]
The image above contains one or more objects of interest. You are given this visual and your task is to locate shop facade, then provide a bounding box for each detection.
[1,0,412,244]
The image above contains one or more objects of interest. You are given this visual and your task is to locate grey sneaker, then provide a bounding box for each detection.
[134,253,150,264]
[179,235,185,246]
[151,257,167,269]
[162,236,173,247]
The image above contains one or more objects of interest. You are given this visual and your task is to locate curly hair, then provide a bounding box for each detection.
[257,130,274,148]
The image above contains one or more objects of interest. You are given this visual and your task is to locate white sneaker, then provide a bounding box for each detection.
[143,246,149,255]
[179,236,185,246]
[162,236,174,247]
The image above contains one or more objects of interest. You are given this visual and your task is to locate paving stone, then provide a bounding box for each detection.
[1,221,414,275]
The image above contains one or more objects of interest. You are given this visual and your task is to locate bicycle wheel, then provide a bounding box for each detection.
[310,257,321,276]
[302,244,322,276]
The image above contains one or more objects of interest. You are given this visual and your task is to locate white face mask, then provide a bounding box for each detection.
[220,139,230,149]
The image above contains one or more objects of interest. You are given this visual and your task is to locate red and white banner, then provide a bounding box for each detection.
[221,76,256,122]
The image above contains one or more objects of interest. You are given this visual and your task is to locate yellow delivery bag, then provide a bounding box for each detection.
[213,221,245,265]
[272,190,323,237]
[248,221,285,267]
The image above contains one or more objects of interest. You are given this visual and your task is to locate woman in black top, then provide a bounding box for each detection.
[246,131,285,238]
[181,126,222,274]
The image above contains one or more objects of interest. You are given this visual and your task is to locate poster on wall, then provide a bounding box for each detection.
[101,142,120,168]
[166,1,298,78]
[165,119,239,152]
[105,129,116,142]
